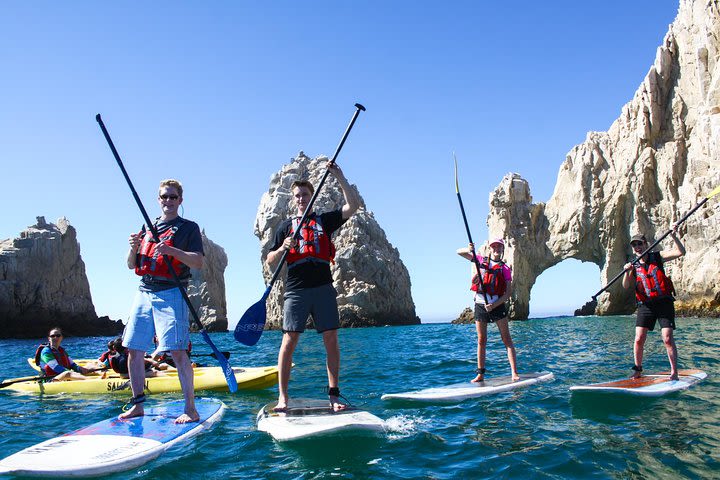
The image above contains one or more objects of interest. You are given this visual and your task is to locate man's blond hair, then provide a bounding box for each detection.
[159,179,183,198]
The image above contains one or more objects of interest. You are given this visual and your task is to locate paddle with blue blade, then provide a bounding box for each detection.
[234,103,366,346]
[95,114,238,393]
[454,153,489,304]
[592,184,720,301]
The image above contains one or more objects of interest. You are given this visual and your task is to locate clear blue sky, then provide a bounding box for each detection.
[0,1,679,325]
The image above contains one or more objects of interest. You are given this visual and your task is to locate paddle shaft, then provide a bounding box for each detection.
[454,157,489,304]
[592,192,714,300]
[95,114,237,392]
[266,103,366,288]
[0,367,108,388]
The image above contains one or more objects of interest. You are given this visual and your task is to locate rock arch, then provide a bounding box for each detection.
[488,1,720,318]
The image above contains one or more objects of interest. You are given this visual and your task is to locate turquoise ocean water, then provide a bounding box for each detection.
[1,316,719,479]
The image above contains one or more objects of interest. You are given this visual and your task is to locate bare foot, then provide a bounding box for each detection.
[273,395,289,412]
[329,396,348,412]
[471,375,484,383]
[669,372,679,381]
[119,404,144,420]
[631,371,642,379]
[174,411,200,424]
[511,373,520,382]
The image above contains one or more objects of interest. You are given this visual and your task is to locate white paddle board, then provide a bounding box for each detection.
[0,397,225,477]
[257,398,385,442]
[569,369,707,397]
[381,371,554,402]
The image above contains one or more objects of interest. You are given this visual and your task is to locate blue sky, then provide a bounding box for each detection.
[1,1,679,325]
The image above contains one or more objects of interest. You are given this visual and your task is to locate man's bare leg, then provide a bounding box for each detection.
[323,330,345,411]
[276,332,300,411]
[172,350,199,424]
[119,349,147,419]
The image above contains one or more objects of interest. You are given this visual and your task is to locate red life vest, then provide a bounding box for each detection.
[470,256,508,296]
[634,252,675,303]
[135,219,187,279]
[34,344,73,376]
[286,215,335,267]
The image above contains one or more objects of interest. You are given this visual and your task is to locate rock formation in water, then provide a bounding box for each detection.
[486,0,720,318]
[188,231,229,332]
[0,217,122,339]
[254,152,420,329]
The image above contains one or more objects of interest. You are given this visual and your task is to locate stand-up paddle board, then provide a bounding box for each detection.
[569,369,707,397]
[381,372,554,402]
[257,398,385,442]
[0,397,225,477]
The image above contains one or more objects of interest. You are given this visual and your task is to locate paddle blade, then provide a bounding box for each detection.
[706,185,720,199]
[199,330,238,393]
[234,287,271,346]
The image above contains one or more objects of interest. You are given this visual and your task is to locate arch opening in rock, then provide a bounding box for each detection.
[528,259,600,318]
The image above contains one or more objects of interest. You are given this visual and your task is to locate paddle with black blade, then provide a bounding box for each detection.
[0,367,109,389]
[234,103,366,346]
[592,185,720,301]
[454,154,489,304]
[95,114,238,393]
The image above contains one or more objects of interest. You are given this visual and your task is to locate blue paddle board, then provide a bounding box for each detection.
[0,397,225,477]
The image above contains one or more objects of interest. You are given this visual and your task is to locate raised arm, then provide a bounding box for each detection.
[328,163,360,220]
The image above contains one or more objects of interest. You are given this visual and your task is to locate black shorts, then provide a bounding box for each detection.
[636,297,676,330]
[474,303,507,324]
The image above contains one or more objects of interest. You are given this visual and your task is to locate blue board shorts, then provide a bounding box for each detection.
[123,287,190,352]
[283,284,340,333]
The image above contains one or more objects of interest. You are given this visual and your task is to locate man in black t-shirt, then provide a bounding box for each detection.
[266,163,360,411]
[121,179,204,423]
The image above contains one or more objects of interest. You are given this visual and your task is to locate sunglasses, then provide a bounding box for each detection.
[49,334,62,338]
[159,194,179,200]
[630,242,644,247]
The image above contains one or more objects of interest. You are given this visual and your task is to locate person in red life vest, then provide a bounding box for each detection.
[622,226,685,380]
[457,239,519,383]
[35,327,92,380]
[122,179,204,423]
[265,163,360,412]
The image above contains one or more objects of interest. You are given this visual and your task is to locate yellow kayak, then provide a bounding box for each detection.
[27,358,105,373]
[3,366,278,395]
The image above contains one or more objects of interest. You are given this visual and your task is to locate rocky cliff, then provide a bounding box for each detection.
[254,152,420,329]
[487,0,720,318]
[0,217,122,338]
[188,231,229,331]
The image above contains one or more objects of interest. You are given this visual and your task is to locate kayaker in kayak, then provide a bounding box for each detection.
[35,328,92,381]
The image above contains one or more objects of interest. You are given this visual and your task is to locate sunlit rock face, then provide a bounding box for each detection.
[255,152,420,329]
[188,232,229,332]
[0,217,122,338]
[487,1,720,318]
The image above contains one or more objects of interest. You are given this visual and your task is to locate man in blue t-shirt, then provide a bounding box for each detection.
[266,163,359,412]
[121,179,204,423]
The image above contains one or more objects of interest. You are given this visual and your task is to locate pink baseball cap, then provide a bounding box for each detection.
[489,238,505,247]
